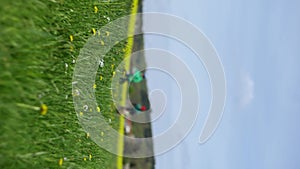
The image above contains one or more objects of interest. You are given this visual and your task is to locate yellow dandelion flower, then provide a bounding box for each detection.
[69,35,73,42]
[70,45,74,52]
[93,84,97,89]
[84,157,87,161]
[89,154,92,160]
[16,103,43,113]
[86,132,90,138]
[112,71,116,77]
[105,31,110,36]
[100,40,105,46]
[94,6,98,13]
[59,158,63,166]
[99,75,103,81]
[73,89,80,96]
[40,104,48,115]
[92,28,96,35]
[79,112,83,116]
[97,106,100,112]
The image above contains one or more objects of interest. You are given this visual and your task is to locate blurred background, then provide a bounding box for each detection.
[144,0,300,169]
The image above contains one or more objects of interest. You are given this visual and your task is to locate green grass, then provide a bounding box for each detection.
[0,0,133,168]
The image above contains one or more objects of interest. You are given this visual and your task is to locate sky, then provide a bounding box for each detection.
[143,0,300,169]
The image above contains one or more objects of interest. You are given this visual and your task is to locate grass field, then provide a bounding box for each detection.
[0,0,135,168]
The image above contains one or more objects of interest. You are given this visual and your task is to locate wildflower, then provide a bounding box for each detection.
[105,31,110,36]
[93,84,97,89]
[59,158,63,166]
[94,6,99,13]
[99,75,103,81]
[101,131,104,136]
[40,104,48,115]
[106,17,110,22]
[99,59,104,67]
[97,106,101,112]
[16,103,47,115]
[89,154,92,161]
[86,132,90,138]
[73,89,80,96]
[112,71,116,77]
[70,45,74,52]
[92,28,96,35]
[79,112,83,116]
[83,105,88,111]
[84,157,87,161]
[69,35,73,42]
[100,40,105,46]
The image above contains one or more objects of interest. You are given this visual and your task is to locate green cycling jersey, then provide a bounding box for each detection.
[128,71,144,83]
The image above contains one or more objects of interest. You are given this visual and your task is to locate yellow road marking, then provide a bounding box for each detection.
[117,0,139,168]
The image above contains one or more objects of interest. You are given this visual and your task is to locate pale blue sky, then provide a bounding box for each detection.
[143,0,300,169]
